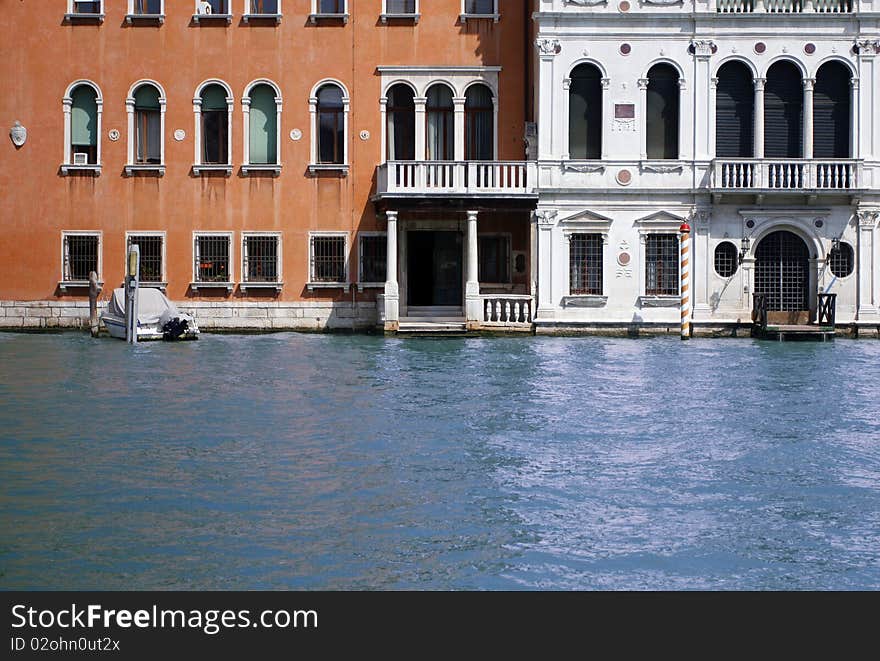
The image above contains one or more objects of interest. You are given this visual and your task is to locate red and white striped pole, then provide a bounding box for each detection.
[679,221,691,340]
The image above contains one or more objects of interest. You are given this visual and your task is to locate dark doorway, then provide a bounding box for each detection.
[754,230,810,312]
[407,231,463,308]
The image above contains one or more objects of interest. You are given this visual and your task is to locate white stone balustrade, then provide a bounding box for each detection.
[481,295,534,326]
[376,161,537,197]
[713,159,860,191]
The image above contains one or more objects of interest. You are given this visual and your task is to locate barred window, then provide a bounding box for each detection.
[128,235,164,283]
[569,234,603,295]
[243,235,280,283]
[829,241,854,278]
[194,235,231,283]
[63,234,100,282]
[714,241,738,278]
[479,235,511,283]
[645,234,679,296]
[359,235,387,283]
[311,235,347,283]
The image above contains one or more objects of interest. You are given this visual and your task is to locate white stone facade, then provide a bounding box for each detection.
[532,0,880,334]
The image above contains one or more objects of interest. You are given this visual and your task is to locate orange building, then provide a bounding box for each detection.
[0,0,536,332]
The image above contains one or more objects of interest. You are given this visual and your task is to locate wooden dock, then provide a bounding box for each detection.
[752,293,837,342]
[753,324,835,341]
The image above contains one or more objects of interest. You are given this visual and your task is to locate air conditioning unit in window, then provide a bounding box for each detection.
[73,153,89,166]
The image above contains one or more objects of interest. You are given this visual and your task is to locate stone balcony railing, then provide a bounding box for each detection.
[712,159,861,192]
[480,295,534,328]
[714,0,852,12]
[376,161,537,198]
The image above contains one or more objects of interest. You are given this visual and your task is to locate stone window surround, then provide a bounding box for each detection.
[60,230,103,291]
[241,79,284,175]
[192,231,235,292]
[125,80,167,176]
[308,231,350,289]
[241,231,283,292]
[61,80,103,175]
[192,79,235,176]
[125,231,168,289]
[309,79,351,174]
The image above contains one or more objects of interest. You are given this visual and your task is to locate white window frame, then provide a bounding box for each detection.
[242,79,283,175]
[61,80,103,175]
[460,0,498,23]
[309,79,350,174]
[309,0,349,24]
[241,232,283,292]
[357,231,387,290]
[66,0,105,21]
[308,232,349,290]
[125,80,167,176]
[193,79,234,175]
[126,0,165,23]
[125,231,167,289]
[639,230,681,303]
[193,0,233,24]
[381,0,419,23]
[243,0,282,23]
[192,232,235,292]
[60,231,103,291]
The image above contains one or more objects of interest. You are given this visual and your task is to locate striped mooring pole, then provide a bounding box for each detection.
[679,221,691,340]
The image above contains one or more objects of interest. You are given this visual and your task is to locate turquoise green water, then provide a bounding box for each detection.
[1,332,879,589]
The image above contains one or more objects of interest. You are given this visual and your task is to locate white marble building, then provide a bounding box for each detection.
[532,0,880,335]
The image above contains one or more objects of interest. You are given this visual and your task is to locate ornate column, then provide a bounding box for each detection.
[383,211,400,329]
[453,96,467,161]
[600,77,611,160]
[637,78,649,160]
[535,209,558,318]
[465,210,481,325]
[855,39,879,160]
[803,77,815,160]
[692,208,712,318]
[379,97,388,162]
[241,96,251,165]
[561,77,571,161]
[414,96,427,161]
[850,77,860,160]
[691,40,715,162]
[62,96,72,164]
[536,38,560,160]
[857,209,879,320]
[753,77,766,159]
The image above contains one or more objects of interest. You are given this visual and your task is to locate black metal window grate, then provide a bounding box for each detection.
[645,234,679,296]
[754,230,809,311]
[312,236,346,283]
[569,234,603,295]
[714,241,738,278]
[195,235,230,282]
[128,235,163,282]
[360,235,387,283]
[829,242,854,278]
[244,235,279,283]
[64,235,99,281]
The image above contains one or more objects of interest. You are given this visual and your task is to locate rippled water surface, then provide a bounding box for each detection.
[1,332,879,590]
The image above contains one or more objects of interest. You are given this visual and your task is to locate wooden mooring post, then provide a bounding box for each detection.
[88,271,99,338]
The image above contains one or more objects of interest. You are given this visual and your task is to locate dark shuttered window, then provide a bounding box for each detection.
[765,61,803,159]
[569,64,602,160]
[716,61,754,158]
[646,64,679,160]
[814,62,851,159]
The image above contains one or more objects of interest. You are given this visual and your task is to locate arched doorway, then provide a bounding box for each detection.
[754,230,810,314]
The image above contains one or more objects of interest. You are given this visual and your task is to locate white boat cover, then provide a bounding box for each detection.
[108,288,181,326]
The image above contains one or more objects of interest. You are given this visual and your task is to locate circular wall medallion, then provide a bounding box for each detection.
[174,129,186,142]
[814,219,824,228]
[619,43,632,56]
[359,130,370,141]
[108,129,120,142]
[804,43,816,55]
[754,42,766,55]
[618,0,630,11]
[616,169,632,186]
[617,251,632,267]
[290,129,303,141]
[746,219,756,229]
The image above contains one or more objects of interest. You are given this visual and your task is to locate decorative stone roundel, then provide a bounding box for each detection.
[618,1,631,11]
[616,169,632,186]
[804,43,816,55]
[754,42,766,55]
[620,43,632,56]
[174,129,186,142]
[359,130,370,141]
[814,219,824,228]
[617,251,632,266]
[108,129,120,142]
[746,219,756,229]
[290,129,303,141]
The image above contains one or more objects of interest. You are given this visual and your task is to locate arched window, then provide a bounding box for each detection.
[765,61,803,159]
[132,84,162,165]
[568,63,602,160]
[465,84,494,160]
[829,241,854,278]
[646,64,679,160]
[245,83,280,165]
[316,84,345,164]
[714,242,738,278]
[426,84,454,161]
[716,62,754,158]
[68,84,99,165]
[386,84,415,161]
[198,83,231,165]
[814,62,851,159]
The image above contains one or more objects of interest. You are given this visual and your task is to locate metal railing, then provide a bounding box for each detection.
[713,159,859,191]
[817,293,837,327]
[481,295,534,325]
[377,161,536,196]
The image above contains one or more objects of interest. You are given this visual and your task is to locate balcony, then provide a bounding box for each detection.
[712,159,861,194]
[714,0,852,12]
[375,161,537,199]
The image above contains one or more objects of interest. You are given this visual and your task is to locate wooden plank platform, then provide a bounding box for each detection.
[755,324,835,341]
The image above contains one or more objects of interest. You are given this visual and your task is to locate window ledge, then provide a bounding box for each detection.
[380,13,419,23]
[459,13,499,23]
[562,295,608,308]
[307,282,348,291]
[308,163,349,176]
[192,164,233,176]
[64,13,105,23]
[308,13,349,24]
[241,164,282,176]
[240,282,283,293]
[192,13,233,24]
[190,281,234,293]
[125,13,164,24]
[59,280,103,293]
[639,295,680,308]
[60,164,102,176]
[242,13,282,24]
[125,164,165,176]
[357,282,385,292]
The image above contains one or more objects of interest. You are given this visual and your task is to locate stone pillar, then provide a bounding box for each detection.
[465,210,481,325]
[855,39,878,160]
[453,97,466,161]
[803,78,815,160]
[536,38,560,160]
[857,209,879,320]
[850,77,859,159]
[535,210,557,318]
[693,208,712,318]
[561,77,571,161]
[414,96,427,161]
[383,211,400,330]
[754,77,766,159]
[691,40,715,162]
[637,78,649,160]
[379,97,388,162]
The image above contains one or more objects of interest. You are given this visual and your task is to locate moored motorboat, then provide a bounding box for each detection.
[101,288,199,341]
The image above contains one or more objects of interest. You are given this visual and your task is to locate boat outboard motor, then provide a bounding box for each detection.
[162,317,189,341]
